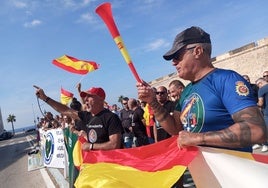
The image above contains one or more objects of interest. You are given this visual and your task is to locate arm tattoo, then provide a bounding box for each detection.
[218,129,239,143]
[149,99,169,122]
[211,123,251,147]
[232,107,265,147]
[239,122,251,147]
[205,107,263,147]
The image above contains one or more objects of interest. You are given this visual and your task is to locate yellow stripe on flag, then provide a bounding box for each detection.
[57,55,96,71]
[52,55,99,75]
[60,87,73,105]
[60,94,72,105]
[75,163,186,188]
[73,140,83,169]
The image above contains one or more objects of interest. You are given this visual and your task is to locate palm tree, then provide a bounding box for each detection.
[7,114,16,135]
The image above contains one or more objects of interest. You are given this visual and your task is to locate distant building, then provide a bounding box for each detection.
[149,37,268,88]
[0,108,4,133]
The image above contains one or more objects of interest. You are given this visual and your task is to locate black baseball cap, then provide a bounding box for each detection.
[163,26,211,60]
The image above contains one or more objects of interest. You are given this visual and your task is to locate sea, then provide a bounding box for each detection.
[7,125,36,133]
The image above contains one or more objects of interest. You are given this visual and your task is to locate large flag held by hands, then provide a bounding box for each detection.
[73,136,198,188]
[53,55,100,75]
[60,87,73,105]
[73,135,268,188]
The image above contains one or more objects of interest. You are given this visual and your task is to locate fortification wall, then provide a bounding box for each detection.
[149,37,268,88]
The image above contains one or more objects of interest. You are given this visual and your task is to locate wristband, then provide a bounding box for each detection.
[201,133,206,145]
[44,97,51,103]
[90,143,94,150]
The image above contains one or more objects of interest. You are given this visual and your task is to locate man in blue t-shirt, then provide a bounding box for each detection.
[137,26,267,152]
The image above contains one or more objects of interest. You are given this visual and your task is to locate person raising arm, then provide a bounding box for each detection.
[34,85,123,151]
[137,26,267,152]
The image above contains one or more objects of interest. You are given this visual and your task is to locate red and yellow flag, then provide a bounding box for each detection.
[143,103,154,126]
[72,135,268,188]
[60,87,73,105]
[73,136,198,188]
[143,103,155,137]
[53,55,99,75]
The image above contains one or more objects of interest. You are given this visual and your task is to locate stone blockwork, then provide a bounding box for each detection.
[149,37,268,89]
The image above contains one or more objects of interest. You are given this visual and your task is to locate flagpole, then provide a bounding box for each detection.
[77,74,87,85]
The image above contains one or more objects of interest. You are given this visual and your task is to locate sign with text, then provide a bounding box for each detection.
[42,128,65,168]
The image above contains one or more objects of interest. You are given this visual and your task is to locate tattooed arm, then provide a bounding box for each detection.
[177,106,267,148]
[137,82,183,135]
[149,98,183,135]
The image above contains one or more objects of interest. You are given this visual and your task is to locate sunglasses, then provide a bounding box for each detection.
[156,91,166,95]
[173,46,196,61]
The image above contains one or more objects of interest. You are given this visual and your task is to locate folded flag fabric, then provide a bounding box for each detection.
[53,55,99,75]
[60,87,73,105]
[195,147,268,188]
[73,136,198,188]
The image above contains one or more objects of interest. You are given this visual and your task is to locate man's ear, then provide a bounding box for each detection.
[193,45,204,58]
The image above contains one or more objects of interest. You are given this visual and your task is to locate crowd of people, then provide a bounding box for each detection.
[34,26,267,188]
[35,80,186,149]
[244,70,268,152]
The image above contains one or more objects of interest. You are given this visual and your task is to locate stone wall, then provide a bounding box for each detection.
[149,37,268,88]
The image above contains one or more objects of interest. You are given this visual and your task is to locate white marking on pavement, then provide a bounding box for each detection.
[40,168,56,188]
[26,135,56,188]
[47,168,69,188]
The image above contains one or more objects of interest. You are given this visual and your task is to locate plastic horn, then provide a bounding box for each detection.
[96,2,142,83]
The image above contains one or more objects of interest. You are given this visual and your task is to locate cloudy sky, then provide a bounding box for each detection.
[0,0,268,130]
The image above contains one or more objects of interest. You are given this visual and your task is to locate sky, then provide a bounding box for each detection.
[0,0,268,130]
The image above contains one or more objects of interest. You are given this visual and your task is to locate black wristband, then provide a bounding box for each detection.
[45,97,51,103]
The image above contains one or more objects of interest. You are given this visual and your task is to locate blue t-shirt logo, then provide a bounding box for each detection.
[180,93,204,133]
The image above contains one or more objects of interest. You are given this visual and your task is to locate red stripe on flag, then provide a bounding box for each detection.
[252,153,268,164]
[61,87,74,97]
[81,136,198,172]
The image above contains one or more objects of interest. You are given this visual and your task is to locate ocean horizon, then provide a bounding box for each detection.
[6,125,36,133]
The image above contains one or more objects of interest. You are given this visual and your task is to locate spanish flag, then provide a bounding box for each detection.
[73,136,268,188]
[53,55,99,75]
[73,136,198,188]
[143,103,155,126]
[143,103,155,138]
[60,87,73,105]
